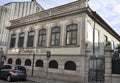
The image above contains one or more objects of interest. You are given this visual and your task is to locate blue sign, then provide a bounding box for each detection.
[46,51,51,59]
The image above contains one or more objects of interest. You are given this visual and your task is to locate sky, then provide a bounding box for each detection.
[0,0,120,35]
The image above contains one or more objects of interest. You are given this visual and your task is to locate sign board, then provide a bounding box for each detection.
[46,51,51,59]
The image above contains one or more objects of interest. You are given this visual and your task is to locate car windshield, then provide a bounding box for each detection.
[2,65,12,69]
[17,66,26,71]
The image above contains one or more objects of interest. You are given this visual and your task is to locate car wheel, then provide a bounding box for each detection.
[7,75,12,82]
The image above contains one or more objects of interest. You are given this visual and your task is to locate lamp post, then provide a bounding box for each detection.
[31,53,35,77]
[0,48,6,67]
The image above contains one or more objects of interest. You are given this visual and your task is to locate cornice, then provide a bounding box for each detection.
[6,0,87,29]
[6,0,120,41]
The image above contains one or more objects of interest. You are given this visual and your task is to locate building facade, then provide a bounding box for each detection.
[0,6,10,51]
[0,0,43,52]
[6,0,120,83]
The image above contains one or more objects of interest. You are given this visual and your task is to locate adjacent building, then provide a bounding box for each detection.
[0,0,43,52]
[6,0,120,83]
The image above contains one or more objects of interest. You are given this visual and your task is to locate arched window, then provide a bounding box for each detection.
[8,58,13,64]
[49,60,58,69]
[16,59,21,65]
[25,59,31,66]
[18,32,25,47]
[27,31,34,47]
[38,29,46,47]
[10,34,16,48]
[35,59,43,67]
[50,26,60,46]
[64,61,76,70]
[66,24,78,45]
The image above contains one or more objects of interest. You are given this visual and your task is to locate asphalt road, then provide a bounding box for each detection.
[0,79,34,83]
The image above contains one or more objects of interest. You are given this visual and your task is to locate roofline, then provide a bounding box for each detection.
[87,8,120,41]
[4,1,31,6]
[7,0,87,28]
[6,1,120,41]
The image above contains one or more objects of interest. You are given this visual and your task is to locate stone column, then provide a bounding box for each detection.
[104,41,113,83]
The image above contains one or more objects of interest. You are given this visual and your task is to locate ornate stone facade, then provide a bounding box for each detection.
[6,0,120,83]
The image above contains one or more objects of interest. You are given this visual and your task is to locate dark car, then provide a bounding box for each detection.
[0,65,27,82]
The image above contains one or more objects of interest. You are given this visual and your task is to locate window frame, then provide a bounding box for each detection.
[50,26,60,46]
[10,34,16,48]
[38,29,46,47]
[8,58,13,64]
[25,59,31,66]
[104,35,108,46]
[18,32,25,48]
[64,61,76,70]
[35,59,44,67]
[16,59,21,65]
[49,60,58,69]
[27,30,35,47]
[94,29,100,48]
[66,24,78,45]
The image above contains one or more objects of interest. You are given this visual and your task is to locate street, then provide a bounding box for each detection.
[0,79,34,83]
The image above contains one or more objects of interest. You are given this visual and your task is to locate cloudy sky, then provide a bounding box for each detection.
[0,0,120,35]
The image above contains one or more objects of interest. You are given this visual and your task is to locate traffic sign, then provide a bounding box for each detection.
[46,51,51,59]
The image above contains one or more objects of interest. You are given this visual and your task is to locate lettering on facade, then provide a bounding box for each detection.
[19,48,47,54]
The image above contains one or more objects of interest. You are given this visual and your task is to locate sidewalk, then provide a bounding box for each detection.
[27,76,45,83]
[27,76,71,83]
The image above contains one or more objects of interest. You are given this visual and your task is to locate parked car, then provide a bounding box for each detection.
[0,65,27,82]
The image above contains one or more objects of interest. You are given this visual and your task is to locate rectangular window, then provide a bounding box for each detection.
[94,29,99,48]
[38,29,46,47]
[66,24,78,45]
[18,33,24,47]
[50,27,60,46]
[104,35,108,46]
[10,34,16,48]
[111,40,114,50]
[87,23,93,43]
[18,37,24,47]
[27,31,34,47]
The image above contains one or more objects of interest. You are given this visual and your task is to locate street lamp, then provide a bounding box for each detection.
[0,48,7,67]
[31,53,35,77]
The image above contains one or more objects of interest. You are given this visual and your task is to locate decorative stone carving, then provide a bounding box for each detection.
[104,41,113,52]
[10,1,87,26]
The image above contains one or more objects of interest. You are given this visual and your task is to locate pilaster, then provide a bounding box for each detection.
[104,41,113,83]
